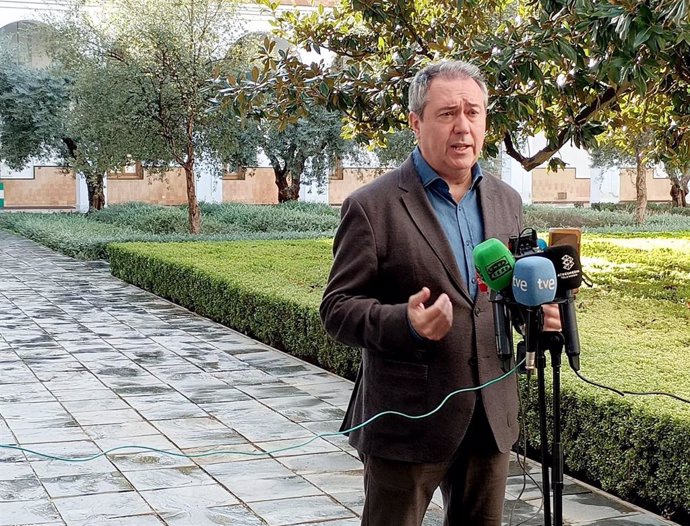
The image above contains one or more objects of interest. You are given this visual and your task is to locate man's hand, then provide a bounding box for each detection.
[408,287,453,341]
[542,303,562,331]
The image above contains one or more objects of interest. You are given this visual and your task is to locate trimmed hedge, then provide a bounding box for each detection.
[108,234,690,521]
[107,240,361,377]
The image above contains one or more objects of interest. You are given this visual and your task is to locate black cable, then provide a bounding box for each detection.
[574,370,690,404]
[511,375,545,526]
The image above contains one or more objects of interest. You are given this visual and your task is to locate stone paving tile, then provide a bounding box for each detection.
[148,417,245,449]
[51,491,154,524]
[40,471,133,498]
[247,494,355,526]
[0,500,62,526]
[0,476,48,501]
[140,483,239,514]
[276,451,363,475]
[162,504,265,526]
[121,465,217,491]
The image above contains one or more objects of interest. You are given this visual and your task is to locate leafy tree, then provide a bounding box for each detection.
[255,103,358,202]
[221,0,690,177]
[51,0,257,232]
[0,49,69,170]
[61,61,170,211]
[590,93,674,223]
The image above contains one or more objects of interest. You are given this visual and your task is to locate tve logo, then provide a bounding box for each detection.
[537,277,556,291]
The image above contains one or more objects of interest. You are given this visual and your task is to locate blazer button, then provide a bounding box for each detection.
[468,356,478,367]
[474,306,481,317]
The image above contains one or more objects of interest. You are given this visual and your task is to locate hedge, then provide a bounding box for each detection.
[107,240,361,378]
[107,234,690,521]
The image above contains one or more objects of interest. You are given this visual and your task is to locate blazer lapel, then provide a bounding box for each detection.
[479,176,500,240]
[398,158,473,305]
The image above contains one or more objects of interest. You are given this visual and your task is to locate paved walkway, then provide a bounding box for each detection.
[0,230,678,526]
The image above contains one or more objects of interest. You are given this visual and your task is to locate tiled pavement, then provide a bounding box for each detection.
[0,229,679,526]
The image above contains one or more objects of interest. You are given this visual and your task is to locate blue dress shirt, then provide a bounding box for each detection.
[412,147,485,300]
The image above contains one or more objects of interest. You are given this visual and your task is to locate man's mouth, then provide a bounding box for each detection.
[451,144,472,152]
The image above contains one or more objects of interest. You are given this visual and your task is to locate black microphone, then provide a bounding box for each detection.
[537,245,582,371]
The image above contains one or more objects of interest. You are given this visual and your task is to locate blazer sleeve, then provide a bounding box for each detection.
[320,196,421,355]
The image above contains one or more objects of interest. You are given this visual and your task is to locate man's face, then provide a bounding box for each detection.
[409,76,486,182]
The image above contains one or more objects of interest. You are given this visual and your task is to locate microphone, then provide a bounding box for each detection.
[473,239,517,371]
[473,238,515,293]
[511,256,557,307]
[512,256,557,372]
[537,245,582,371]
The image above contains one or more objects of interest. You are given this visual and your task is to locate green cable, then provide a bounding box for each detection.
[0,360,523,463]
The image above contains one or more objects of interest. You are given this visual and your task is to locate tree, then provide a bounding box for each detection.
[255,103,358,202]
[221,0,690,177]
[590,93,674,223]
[0,50,69,170]
[51,0,257,232]
[61,61,170,211]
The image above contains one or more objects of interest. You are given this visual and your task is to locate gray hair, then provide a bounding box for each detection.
[408,60,488,117]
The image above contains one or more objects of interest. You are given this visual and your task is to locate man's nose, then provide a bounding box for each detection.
[453,113,470,134]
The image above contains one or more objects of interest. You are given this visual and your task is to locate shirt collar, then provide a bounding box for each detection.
[412,146,484,190]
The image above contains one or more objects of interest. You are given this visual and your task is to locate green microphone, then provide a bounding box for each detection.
[473,238,518,372]
[473,238,516,293]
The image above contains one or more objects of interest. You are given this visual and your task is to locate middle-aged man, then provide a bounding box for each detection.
[320,60,561,525]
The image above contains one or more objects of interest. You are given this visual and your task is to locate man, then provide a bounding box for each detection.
[320,60,558,526]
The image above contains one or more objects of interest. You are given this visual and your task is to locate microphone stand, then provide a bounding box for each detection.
[537,330,566,526]
[522,308,567,526]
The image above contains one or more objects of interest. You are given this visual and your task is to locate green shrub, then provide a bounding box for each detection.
[524,204,690,232]
[107,240,361,378]
[0,203,339,260]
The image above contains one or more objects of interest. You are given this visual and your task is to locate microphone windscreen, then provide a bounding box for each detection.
[538,245,582,295]
[473,238,516,292]
[512,256,557,306]
[537,238,548,251]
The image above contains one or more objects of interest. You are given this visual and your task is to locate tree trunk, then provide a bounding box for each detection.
[670,174,689,207]
[184,163,201,234]
[274,166,303,203]
[276,174,301,202]
[85,171,105,211]
[634,150,647,224]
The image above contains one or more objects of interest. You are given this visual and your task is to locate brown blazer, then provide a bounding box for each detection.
[320,156,523,463]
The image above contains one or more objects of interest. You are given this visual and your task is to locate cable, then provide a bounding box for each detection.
[512,375,544,526]
[574,370,690,404]
[0,360,524,463]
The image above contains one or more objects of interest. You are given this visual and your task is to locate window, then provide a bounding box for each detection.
[223,166,247,180]
[109,161,143,180]
[329,158,344,180]
[557,192,568,200]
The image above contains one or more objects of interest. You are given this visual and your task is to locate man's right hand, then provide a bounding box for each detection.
[407,287,453,341]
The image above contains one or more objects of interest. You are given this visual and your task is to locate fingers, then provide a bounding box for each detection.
[408,289,453,341]
[542,303,562,331]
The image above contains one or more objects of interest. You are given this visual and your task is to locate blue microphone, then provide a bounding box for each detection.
[512,257,557,307]
[512,256,557,372]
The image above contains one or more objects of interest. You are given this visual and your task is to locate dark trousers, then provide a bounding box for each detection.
[359,405,510,526]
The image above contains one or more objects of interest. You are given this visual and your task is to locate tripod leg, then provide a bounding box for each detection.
[536,350,552,526]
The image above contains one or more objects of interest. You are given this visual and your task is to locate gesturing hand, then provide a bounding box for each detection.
[407,287,453,341]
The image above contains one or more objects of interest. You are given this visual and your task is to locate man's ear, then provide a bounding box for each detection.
[409,112,421,138]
